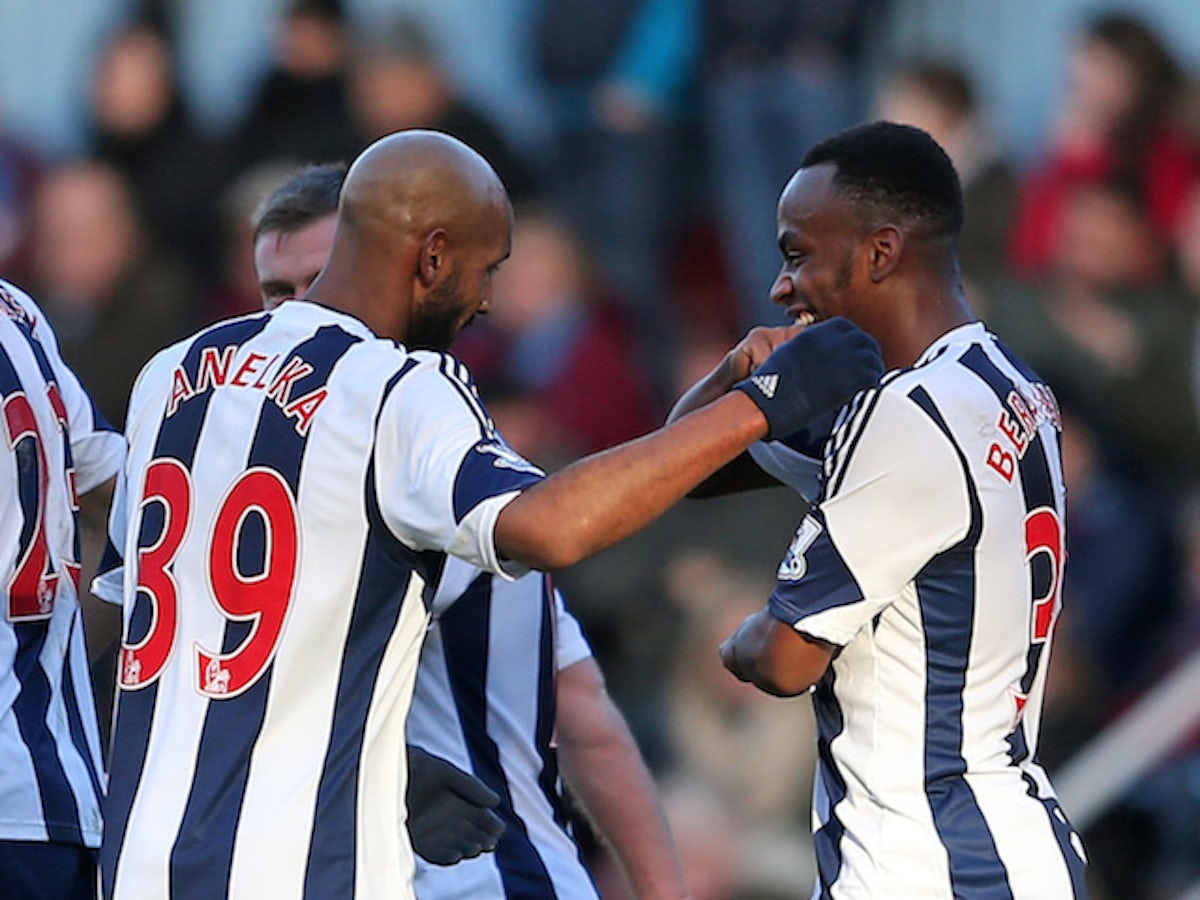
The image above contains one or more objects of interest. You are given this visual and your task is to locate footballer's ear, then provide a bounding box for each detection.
[866,225,904,283]
[417,229,449,287]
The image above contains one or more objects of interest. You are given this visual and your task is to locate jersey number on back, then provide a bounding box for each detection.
[1013,506,1064,721]
[119,459,300,697]
[4,386,73,622]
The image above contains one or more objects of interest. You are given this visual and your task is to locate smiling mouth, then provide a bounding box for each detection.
[791,309,817,326]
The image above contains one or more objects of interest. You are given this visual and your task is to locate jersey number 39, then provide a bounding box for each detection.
[119,458,300,698]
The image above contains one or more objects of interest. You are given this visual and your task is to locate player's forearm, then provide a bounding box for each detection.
[668,324,807,425]
[665,333,796,498]
[557,663,691,899]
[495,392,766,570]
[720,608,831,697]
[666,353,743,424]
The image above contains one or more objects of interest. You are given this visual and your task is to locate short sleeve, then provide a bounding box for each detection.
[554,590,592,672]
[374,353,544,578]
[769,388,971,646]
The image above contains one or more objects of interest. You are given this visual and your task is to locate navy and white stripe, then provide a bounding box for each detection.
[407,559,596,899]
[0,280,122,851]
[765,323,1086,898]
[100,301,543,899]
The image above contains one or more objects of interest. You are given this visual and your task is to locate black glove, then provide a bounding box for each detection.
[407,744,506,866]
[734,317,883,441]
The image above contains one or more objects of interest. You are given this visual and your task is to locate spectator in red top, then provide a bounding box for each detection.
[1008,11,1198,280]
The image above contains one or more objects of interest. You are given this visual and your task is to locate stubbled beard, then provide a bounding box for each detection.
[408,273,464,351]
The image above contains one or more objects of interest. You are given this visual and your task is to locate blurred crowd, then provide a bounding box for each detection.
[5,1,1200,897]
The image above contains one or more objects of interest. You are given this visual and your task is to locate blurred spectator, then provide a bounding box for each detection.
[86,16,232,290]
[988,177,1200,480]
[232,0,360,170]
[699,0,878,331]
[347,13,537,204]
[656,778,751,900]
[1008,11,1199,281]
[25,159,198,428]
[1042,400,1181,763]
[1121,489,1200,899]
[1043,401,1191,900]
[531,0,697,402]
[0,103,44,283]
[456,204,660,468]
[660,550,816,898]
[875,58,1018,301]
[202,158,305,324]
[1180,185,1200,427]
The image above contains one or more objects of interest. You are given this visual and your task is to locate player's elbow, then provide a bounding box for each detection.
[750,665,815,697]
[721,615,829,697]
[495,504,605,571]
[509,544,585,572]
[734,651,815,697]
[498,529,592,572]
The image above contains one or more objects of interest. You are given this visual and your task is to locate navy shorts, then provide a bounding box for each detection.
[0,840,96,900]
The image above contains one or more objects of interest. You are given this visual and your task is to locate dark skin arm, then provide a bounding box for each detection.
[666,324,804,497]
[495,391,768,570]
[719,608,835,697]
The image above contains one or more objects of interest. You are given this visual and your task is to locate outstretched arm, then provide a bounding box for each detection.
[496,391,766,570]
[496,319,882,570]
[556,658,691,900]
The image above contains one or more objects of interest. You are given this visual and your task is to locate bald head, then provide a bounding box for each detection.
[308,129,513,344]
[340,129,509,245]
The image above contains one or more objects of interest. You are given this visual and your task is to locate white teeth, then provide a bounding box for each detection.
[795,311,816,326]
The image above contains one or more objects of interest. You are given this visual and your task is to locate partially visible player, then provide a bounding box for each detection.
[252,166,341,313]
[674,122,1088,897]
[252,162,691,899]
[97,131,881,899]
[0,278,124,899]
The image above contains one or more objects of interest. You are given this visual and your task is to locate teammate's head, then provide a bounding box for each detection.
[798,120,964,241]
[771,121,970,368]
[307,129,512,349]
[252,162,346,310]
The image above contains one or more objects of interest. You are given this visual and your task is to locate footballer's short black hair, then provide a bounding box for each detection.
[800,121,964,240]
[252,162,348,242]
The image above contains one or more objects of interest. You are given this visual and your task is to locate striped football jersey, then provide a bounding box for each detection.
[96,301,543,900]
[767,323,1088,899]
[407,559,596,898]
[0,279,123,849]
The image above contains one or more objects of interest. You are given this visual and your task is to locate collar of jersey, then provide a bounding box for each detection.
[284,298,383,344]
[915,320,987,367]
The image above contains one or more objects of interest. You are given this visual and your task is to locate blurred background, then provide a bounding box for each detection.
[4,0,1200,897]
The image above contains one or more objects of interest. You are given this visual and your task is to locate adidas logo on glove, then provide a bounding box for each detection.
[732,317,883,441]
[751,373,779,399]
